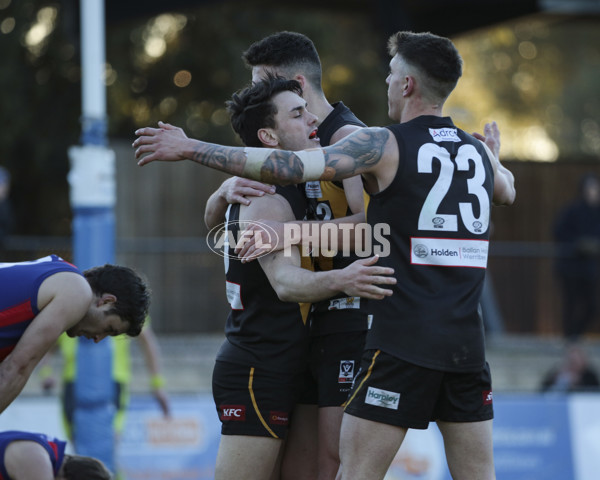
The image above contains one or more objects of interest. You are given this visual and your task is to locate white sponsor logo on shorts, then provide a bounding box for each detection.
[365,387,400,410]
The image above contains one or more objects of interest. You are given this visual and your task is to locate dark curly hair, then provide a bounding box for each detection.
[242,31,323,92]
[83,264,150,337]
[226,74,303,147]
[60,454,112,480]
[388,31,462,103]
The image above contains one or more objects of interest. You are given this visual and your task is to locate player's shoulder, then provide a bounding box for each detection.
[240,190,296,222]
[38,271,93,311]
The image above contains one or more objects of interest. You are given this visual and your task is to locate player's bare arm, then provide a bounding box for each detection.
[134,123,396,187]
[263,251,396,303]
[0,273,91,413]
[5,441,55,480]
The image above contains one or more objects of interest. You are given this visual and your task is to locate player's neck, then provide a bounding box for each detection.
[303,87,334,125]
[401,101,444,123]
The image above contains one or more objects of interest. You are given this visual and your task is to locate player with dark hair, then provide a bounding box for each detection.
[200,75,395,480]
[0,254,150,413]
[241,31,370,479]
[134,30,516,479]
[0,430,112,480]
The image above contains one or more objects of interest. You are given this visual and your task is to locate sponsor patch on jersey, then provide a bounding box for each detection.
[220,405,246,421]
[411,237,489,268]
[328,296,360,310]
[338,360,355,383]
[482,390,493,405]
[226,281,243,310]
[269,411,289,426]
[305,181,323,198]
[365,387,400,410]
[429,127,461,142]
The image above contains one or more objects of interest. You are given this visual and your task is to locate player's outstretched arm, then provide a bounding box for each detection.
[133,122,395,185]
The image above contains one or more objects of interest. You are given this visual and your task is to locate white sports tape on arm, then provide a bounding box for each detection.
[297,149,326,182]
[243,147,326,182]
[243,147,276,179]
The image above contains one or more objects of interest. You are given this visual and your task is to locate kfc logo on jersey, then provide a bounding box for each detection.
[338,360,355,383]
[269,411,289,426]
[429,127,461,142]
[482,390,493,405]
[220,405,246,421]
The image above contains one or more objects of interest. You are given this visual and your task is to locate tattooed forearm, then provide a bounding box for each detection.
[191,144,247,176]
[324,128,390,180]
[262,151,305,185]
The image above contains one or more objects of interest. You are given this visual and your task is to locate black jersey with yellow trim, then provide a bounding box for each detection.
[306,101,370,336]
[217,185,312,374]
[366,115,494,372]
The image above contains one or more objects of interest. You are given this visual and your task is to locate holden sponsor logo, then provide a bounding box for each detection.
[269,411,289,426]
[338,360,355,383]
[482,390,493,405]
[413,244,429,258]
[472,221,483,233]
[365,387,400,410]
[207,220,278,260]
[220,405,246,421]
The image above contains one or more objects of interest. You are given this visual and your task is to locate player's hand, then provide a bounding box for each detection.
[153,388,171,418]
[235,219,286,262]
[220,177,276,206]
[473,121,500,159]
[133,121,189,165]
[339,255,396,300]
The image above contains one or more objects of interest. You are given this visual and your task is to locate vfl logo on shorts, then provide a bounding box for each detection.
[338,360,355,384]
[269,411,289,426]
[482,390,493,405]
[220,405,246,421]
[365,387,400,410]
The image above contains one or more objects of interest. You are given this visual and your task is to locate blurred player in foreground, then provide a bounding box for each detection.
[0,430,111,479]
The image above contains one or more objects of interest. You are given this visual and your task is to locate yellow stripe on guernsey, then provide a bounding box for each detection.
[298,254,314,325]
[316,181,370,271]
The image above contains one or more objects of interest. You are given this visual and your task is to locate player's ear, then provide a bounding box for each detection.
[294,74,306,90]
[97,293,117,306]
[257,128,278,148]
